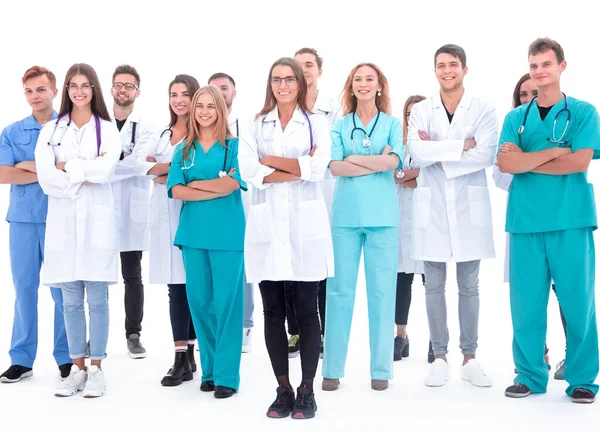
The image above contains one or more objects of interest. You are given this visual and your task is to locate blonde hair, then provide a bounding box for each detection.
[181,86,231,163]
[340,63,391,116]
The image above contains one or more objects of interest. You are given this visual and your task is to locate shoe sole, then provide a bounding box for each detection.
[128,352,147,359]
[573,397,595,404]
[0,371,33,383]
[425,377,450,387]
[505,391,531,398]
[288,351,300,359]
[83,392,105,398]
[267,410,290,418]
[292,412,315,419]
[461,377,492,387]
[161,372,193,386]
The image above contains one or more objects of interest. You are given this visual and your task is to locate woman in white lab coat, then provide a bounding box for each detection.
[135,75,199,386]
[34,63,120,398]
[394,95,426,362]
[492,73,566,376]
[239,57,332,420]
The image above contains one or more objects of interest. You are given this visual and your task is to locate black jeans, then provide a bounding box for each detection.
[285,279,327,336]
[121,251,144,338]
[260,280,320,380]
[167,284,196,342]
[395,272,426,326]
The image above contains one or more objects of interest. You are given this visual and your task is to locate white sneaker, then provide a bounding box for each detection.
[82,365,106,398]
[461,359,492,387]
[55,365,87,397]
[425,359,451,387]
[242,328,252,353]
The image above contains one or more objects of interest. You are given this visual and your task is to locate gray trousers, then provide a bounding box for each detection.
[424,260,480,356]
[244,281,254,328]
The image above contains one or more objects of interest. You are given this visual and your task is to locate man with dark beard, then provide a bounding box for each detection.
[109,65,155,359]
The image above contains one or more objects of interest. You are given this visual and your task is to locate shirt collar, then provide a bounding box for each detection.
[22,110,58,130]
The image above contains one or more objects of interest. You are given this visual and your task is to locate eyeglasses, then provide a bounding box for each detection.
[271,76,297,86]
[112,82,139,91]
[67,83,93,93]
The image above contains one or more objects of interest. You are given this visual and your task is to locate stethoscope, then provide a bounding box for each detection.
[518,93,571,145]
[260,110,314,152]
[128,121,138,152]
[350,110,380,155]
[155,127,174,156]
[182,140,231,178]
[47,113,102,156]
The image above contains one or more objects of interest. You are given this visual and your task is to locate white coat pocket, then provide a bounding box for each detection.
[468,185,493,227]
[300,200,327,241]
[45,206,66,251]
[412,187,432,230]
[92,204,117,250]
[246,203,272,243]
[130,186,150,224]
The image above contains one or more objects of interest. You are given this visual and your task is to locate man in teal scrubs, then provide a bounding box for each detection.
[498,37,600,404]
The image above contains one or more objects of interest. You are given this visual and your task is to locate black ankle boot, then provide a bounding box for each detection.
[161,351,193,386]
[394,336,409,361]
[187,345,197,373]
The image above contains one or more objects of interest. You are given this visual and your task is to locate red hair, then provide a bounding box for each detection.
[22,66,56,89]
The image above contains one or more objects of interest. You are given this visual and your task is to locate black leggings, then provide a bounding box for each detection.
[167,284,196,342]
[395,273,425,326]
[260,280,320,380]
[285,279,327,336]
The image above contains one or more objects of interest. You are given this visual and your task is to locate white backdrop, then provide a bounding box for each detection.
[0,0,599,432]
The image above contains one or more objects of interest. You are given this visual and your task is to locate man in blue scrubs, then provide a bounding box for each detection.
[0,66,71,382]
[498,38,600,404]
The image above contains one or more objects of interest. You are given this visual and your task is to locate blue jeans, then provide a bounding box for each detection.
[58,281,109,360]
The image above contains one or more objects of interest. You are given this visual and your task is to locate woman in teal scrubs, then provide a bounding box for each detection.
[322,62,404,392]
[167,86,246,399]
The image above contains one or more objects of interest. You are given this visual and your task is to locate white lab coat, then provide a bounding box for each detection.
[35,116,121,285]
[135,127,185,284]
[110,109,155,252]
[229,109,251,217]
[314,91,342,220]
[492,164,513,282]
[407,90,498,262]
[396,155,424,274]
[239,106,334,283]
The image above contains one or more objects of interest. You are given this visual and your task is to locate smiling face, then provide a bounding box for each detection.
[271,65,299,105]
[23,74,57,114]
[351,65,381,104]
[111,73,140,108]
[529,49,565,90]
[170,83,192,118]
[435,53,467,92]
[194,91,218,129]
[67,73,94,109]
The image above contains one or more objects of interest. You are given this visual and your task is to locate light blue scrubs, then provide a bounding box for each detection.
[167,138,247,390]
[500,97,600,396]
[323,112,404,381]
[0,113,70,368]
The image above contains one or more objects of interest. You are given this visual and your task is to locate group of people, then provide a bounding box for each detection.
[0,36,598,418]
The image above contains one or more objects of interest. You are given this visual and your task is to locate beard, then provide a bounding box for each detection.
[114,96,135,107]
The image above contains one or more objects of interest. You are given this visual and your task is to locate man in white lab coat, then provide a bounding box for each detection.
[407,44,498,388]
[109,65,154,359]
[208,72,255,353]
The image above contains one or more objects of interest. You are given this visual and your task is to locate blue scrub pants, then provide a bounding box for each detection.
[8,222,70,368]
[323,226,398,381]
[182,247,244,390]
[510,227,599,396]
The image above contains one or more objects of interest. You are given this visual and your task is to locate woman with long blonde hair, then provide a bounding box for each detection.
[167,86,246,399]
[322,62,404,392]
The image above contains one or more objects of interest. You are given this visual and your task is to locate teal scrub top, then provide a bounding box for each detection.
[0,112,57,223]
[167,138,247,251]
[330,112,404,228]
[499,97,600,234]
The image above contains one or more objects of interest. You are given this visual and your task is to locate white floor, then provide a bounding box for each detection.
[0,249,598,433]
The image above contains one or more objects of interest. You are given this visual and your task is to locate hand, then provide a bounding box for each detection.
[14,161,36,173]
[499,143,522,153]
[99,152,107,157]
[464,138,477,151]
[556,147,573,157]
[344,155,357,163]
[83,181,92,185]
[228,168,237,176]
[259,156,272,167]
[418,130,430,141]
[309,144,318,157]
[56,162,66,171]
[146,156,156,162]
[122,152,130,158]
[382,145,392,155]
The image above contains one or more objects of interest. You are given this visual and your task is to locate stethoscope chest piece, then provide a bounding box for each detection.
[362,137,371,148]
[218,170,227,178]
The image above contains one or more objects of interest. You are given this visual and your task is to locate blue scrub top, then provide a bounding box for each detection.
[167,138,247,251]
[330,111,404,228]
[499,97,600,234]
[0,112,57,223]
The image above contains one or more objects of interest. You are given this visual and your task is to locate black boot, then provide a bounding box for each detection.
[393,336,409,361]
[187,344,197,373]
[161,352,193,386]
